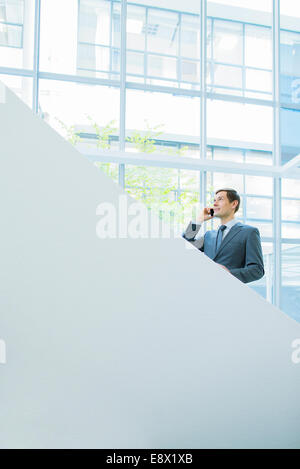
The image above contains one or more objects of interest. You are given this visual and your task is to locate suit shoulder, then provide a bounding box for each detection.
[238,223,259,233]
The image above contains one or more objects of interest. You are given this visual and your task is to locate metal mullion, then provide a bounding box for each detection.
[0,20,23,27]
[32,0,41,114]
[128,49,177,59]
[245,194,274,199]
[208,83,271,96]
[177,12,181,87]
[200,0,206,160]
[38,71,120,88]
[109,0,113,80]
[126,80,201,97]
[281,102,300,111]
[206,91,273,107]
[273,0,281,308]
[242,22,246,99]
[210,18,214,92]
[0,67,33,77]
[281,196,300,201]
[144,7,148,85]
[119,0,127,189]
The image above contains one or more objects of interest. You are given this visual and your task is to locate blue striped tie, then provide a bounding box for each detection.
[215,225,227,254]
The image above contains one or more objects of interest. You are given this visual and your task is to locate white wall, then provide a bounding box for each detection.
[0,83,300,449]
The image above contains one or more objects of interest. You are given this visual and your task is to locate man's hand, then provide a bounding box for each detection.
[196,207,214,224]
[217,263,230,272]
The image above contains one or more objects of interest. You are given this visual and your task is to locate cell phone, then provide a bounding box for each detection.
[210,208,214,217]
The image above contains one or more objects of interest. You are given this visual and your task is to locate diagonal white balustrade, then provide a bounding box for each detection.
[0,82,299,449]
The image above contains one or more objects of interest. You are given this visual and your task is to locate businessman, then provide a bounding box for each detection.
[182,188,264,283]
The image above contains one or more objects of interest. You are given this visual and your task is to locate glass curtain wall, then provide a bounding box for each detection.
[0,0,299,321]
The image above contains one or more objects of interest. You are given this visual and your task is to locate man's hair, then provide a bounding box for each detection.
[215,188,240,213]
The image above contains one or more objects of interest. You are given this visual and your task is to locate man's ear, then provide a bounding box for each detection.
[232,200,238,211]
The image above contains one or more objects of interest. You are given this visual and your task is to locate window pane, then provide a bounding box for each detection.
[246,197,272,219]
[127,51,144,76]
[147,9,179,56]
[181,59,200,83]
[148,54,177,80]
[212,147,244,163]
[282,223,300,239]
[282,199,300,222]
[0,74,32,108]
[207,0,272,17]
[124,166,200,226]
[0,23,22,47]
[245,25,272,69]
[213,20,243,66]
[211,172,244,194]
[40,0,120,80]
[245,175,273,196]
[245,150,272,165]
[246,221,273,238]
[38,79,119,151]
[211,64,242,93]
[77,44,111,75]
[40,0,79,74]
[181,13,200,59]
[281,243,300,323]
[95,162,119,184]
[246,69,272,94]
[126,89,200,158]
[127,4,146,51]
[280,108,300,165]
[280,30,300,103]
[207,100,273,146]
[78,0,110,45]
[0,0,34,69]
[280,0,300,104]
[126,2,200,88]
[282,178,300,197]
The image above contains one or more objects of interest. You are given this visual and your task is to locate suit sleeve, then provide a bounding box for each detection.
[182,221,205,252]
[230,228,264,283]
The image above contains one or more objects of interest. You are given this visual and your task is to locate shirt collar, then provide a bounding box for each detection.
[223,218,239,230]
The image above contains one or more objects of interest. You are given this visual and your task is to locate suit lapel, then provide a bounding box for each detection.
[213,223,243,259]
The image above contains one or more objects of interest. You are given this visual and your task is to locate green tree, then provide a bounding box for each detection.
[126,119,164,153]
[86,115,117,150]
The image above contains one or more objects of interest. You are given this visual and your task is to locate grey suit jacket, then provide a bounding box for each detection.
[182,221,264,284]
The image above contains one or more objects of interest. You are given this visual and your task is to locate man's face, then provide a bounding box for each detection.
[213,191,236,218]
